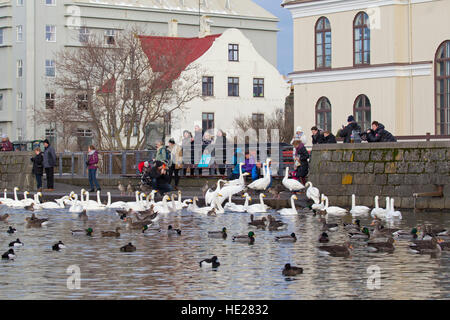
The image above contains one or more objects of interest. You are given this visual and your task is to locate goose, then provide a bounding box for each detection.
[282,167,305,192]
[106,192,128,209]
[120,243,136,252]
[275,233,297,242]
[370,196,386,218]
[199,256,220,268]
[247,160,271,191]
[282,263,303,276]
[323,196,348,216]
[386,198,402,220]
[305,182,320,204]
[318,242,353,257]
[9,239,24,247]
[52,241,66,251]
[232,231,255,244]
[101,227,121,237]
[34,192,65,209]
[367,237,395,253]
[278,195,298,216]
[208,227,227,239]
[246,193,270,213]
[223,194,247,212]
[350,194,370,217]
[9,187,26,208]
[2,249,15,260]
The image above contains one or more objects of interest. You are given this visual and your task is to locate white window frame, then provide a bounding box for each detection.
[45,92,55,109]
[104,29,116,46]
[45,25,56,42]
[16,25,23,42]
[17,92,22,111]
[0,29,3,45]
[45,0,56,6]
[79,27,90,43]
[45,128,56,137]
[45,59,55,77]
[17,60,23,78]
[17,0,24,6]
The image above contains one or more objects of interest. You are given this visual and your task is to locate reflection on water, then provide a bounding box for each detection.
[0,205,449,299]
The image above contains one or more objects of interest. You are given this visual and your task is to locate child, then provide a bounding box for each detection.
[31,147,44,192]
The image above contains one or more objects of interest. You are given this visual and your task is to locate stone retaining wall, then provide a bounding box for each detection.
[309,141,450,210]
[0,152,34,190]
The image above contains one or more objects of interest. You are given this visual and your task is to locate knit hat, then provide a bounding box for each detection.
[347,115,355,122]
[43,139,50,145]
[1,134,7,139]
[296,126,303,133]
[168,138,175,144]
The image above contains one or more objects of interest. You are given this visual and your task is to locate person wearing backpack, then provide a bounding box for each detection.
[154,140,170,165]
[340,115,362,143]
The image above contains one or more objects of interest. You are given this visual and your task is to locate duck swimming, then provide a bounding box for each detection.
[318,232,329,243]
[120,243,136,252]
[101,227,121,237]
[232,231,255,244]
[0,214,10,222]
[9,239,23,247]
[2,249,15,260]
[52,241,66,251]
[367,237,395,253]
[167,225,181,235]
[282,263,303,276]
[199,256,220,268]
[318,242,353,257]
[248,215,267,229]
[275,233,297,242]
[208,227,227,239]
[71,228,93,236]
[7,226,16,234]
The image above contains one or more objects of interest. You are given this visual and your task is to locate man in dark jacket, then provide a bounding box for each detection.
[43,139,57,191]
[366,121,397,142]
[150,161,172,195]
[340,115,362,143]
[31,147,44,191]
[322,131,337,144]
[294,141,309,185]
[311,126,324,145]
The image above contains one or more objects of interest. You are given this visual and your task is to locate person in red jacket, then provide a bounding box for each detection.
[86,145,101,192]
[0,135,13,151]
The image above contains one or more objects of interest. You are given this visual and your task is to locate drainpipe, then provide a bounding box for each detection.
[408,0,413,135]
[413,185,444,212]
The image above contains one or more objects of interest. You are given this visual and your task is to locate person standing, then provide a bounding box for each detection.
[168,138,182,190]
[154,140,169,165]
[43,139,57,191]
[181,130,194,176]
[311,126,324,145]
[87,145,101,192]
[322,131,337,144]
[366,121,397,142]
[214,129,227,175]
[290,126,307,145]
[339,115,362,143]
[0,134,13,151]
[31,147,44,192]
[294,140,309,186]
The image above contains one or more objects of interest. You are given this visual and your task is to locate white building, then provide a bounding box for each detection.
[0,0,278,148]
[139,27,290,143]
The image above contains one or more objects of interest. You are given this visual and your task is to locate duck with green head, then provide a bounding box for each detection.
[71,228,93,236]
[232,231,255,244]
[208,227,227,239]
[348,227,371,240]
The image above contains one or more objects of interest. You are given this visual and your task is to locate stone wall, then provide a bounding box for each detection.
[309,141,450,210]
[0,152,35,190]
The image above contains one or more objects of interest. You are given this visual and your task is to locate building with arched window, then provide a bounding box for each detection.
[283,0,450,142]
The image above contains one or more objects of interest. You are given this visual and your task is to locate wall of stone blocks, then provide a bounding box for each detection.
[308,141,450,210]
[0,152,35,191]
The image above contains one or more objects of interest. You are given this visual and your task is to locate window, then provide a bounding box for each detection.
[46,0,56,5]
[17,128,23,141]
[79,27,89,43]
[252,113,264,129]
[45,25,56,42]
[45,59,55,77]
[315,17,332,69]
[123,79,139,100]
[354,94,371,131]
[316,97,332,132]
[202,113,214,132]
[77,129,92,137]
[132,122,139,137]
[45,128,56,138]
[77,93,88,110]
[253,78,264,97]
[436,40,450,134]
[354,12,370,65]
[17,92,22,111]
[0,93,3,111]
[17,0,24,6]
[105,29,116,45]
[202,76,214,96]
[228,44,239,61]
[16,25,23,42]
[228,77,239,96]
[17,60,23,78]
[0,29,3,45]
[46,93,55,109]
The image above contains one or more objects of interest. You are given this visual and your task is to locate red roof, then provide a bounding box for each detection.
[97,77,116,94]
[138,34,221,84]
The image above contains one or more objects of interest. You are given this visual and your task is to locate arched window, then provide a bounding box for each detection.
[316,97,332,132]
[436,40,450,134]
[354,94,371,131]
[315,17,331,69]
[354,12,370,65]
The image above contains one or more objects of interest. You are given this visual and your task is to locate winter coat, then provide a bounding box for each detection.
[43,145,57,168]
[0,140,13,151]
[295,143,309,163]
[213,135,227,165]
[340,122,362,143]
[155,145,169,164]
[367,124,397,142]
[31,153,44,175]
[87,150,99,169]
[149,163,169,186]
[323,134,337,144]
[181,132,194,165]
[169,143,183,168]
[312,132,325,145]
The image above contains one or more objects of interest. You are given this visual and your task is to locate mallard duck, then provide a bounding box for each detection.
[409,237,442,254]
[232,231,255,244]
[9,239,23,247]
[248,214,267,229]
[318,242,353,257]
[7,226,17,234]
[120,242,136,252]
[423,225,448,237]
[2,249,15,260]
[207,208,217,216]
[367,237,395,253]
[101,227,121,237]
[118,182,126,196]
[343,219,361,231]
[392,228,419,240]
[24,203,35,211]
[124,217,152,230]
[71,228,93,236]
[199,256,220,268]
[25,214,49,227]
[282,263,303,276]
[320,218,339,232]
[275,233,297,242]
[208,227,227,239]
[267,215,287,231]
[348,227,371,240]
[167,225,181,235]
[78,210,88,221]
[318,232,329,243]
[371,219,400,238]
[0,213,10,222]
[52,241,66,251]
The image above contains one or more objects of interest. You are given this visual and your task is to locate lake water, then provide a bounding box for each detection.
[0,203,449,300]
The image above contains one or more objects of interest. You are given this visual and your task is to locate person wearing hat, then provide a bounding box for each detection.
[290,126,307,145]
[42,139,57,191]
[0,134,13,152]
[339,115,362,143]
[168,138,182,190]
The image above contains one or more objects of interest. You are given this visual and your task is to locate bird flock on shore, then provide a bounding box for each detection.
[0,160,448,277]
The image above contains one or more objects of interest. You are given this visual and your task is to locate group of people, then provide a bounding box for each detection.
[30,139,57,192]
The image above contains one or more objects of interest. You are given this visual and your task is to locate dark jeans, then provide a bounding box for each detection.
[168,164,180,187]
[45,167,54,189]
[88,168,101,190]
[296,162,309,185]
[35,174,43,189]
[152,178,173,195]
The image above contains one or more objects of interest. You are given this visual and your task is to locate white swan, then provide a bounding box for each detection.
[9,188,26,208]
[82,191,107,210]
[282,167,305,192]
[278,195,299,215]
[370,196,386,218]
[21,191,35,206]
[124,191,146,211]
[312,194,326,210]
[246,193,270,213]
[34,192,65,209]
[0,189,13,206]
[205,179,225,205]
[69,193,84,213]
[223,163,246,187]
[247,159,271,191]
[153,195,172,214]
[188,193,222,215]
[216,177,247,206]
[350,194,370,217]
[305,182,320,204]
[323,196,348,216]
[224,194,248,212]
[106,192,128,209]
[386,198,402,219]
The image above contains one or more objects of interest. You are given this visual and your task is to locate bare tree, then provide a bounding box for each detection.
[42,26,202,151]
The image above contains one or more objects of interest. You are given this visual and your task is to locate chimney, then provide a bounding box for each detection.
[199,15,212,38]
[168,19,178,37]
